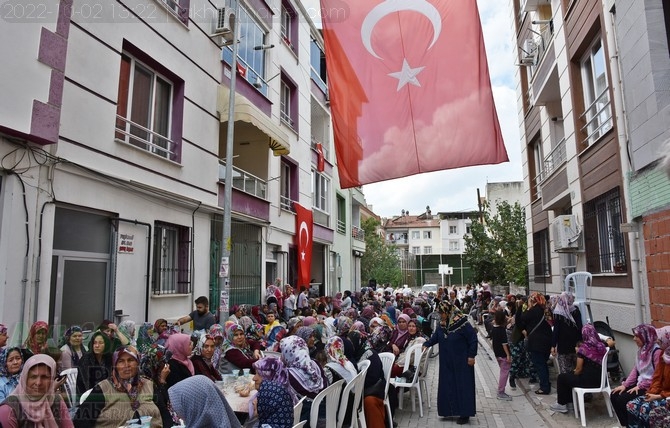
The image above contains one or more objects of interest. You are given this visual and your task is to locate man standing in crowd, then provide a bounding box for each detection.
[176,296,216,331]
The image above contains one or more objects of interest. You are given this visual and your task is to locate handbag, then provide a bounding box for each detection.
[523,316,545,348]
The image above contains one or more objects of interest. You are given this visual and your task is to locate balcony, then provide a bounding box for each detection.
[529,22,560,106]
[352,225,365,241]
[522,0,551,12]
[580,88,613,146]
[219,161,267,200]
[115,115,178,162]
[535,138,567,187]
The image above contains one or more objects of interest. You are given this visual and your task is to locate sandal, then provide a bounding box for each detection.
[535,389,550,395]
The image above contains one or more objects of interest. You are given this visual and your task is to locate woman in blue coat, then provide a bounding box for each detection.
[423,299,478,425]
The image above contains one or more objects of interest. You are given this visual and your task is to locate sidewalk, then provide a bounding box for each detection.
[393,323,620,427]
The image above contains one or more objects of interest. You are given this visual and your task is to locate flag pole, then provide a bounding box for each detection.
[219,0,240,322]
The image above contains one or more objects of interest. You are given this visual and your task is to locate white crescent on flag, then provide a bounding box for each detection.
[299,221,310,261]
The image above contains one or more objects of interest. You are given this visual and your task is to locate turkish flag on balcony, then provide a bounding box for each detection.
[320,0,508,188]
[236,62,247,78]
[316,142,325,172]
[294,203,313,288]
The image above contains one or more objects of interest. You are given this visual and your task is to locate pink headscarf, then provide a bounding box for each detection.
[166,333,194,375]
[657,326,670,365]
[303,316,317,327]
[9,354,60,428]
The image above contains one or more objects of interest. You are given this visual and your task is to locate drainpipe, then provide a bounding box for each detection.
[15,174,30,344]
[602,1,643,325]
[116,218,152,322]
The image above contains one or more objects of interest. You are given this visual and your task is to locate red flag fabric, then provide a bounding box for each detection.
[294,203,313,288]
[236,62,247,78]
[316,142,325,172]
[320,0,508,188]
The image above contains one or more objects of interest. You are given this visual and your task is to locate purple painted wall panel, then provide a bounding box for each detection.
[313,223,333,244]
[221,66,272,117]
[218,184,270,222]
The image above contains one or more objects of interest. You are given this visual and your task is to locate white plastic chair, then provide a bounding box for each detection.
[356,360,371,428]
[572,347,614,427]
[293,396,306,426]
[390,344,424,416]
[337,363,368,428]
[310,379,344,428]
[416,344,432,409]
[79,387,93,405]
[292,421,307,428]
[59,368,78,408]
[378,352,395,428]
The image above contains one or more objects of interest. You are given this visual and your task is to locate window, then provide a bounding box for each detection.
[280,73,298,130]
[280,159,297,212]
[336,194,346,234]
[115,49,183,162]
[449,225,457,234]
[155,0,189,24]
[465,224,472,234]
[534,138,544,188]
[152,222,191,295]
[412,246,420,255]
[223,6,267,93]
[411,231,420,239]
[584,188,627,274]
[423,246,432,254]
[580,38,612,146]
[423,231,431,239]
[533,229,551,278]
[312,170,330,213]
[310,39,328,95]
[449,241,459,251]
[280,0,298,53]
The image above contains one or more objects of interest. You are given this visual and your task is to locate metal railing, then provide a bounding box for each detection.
[219,161,267,199]
[280,195,295,212]
[337,219,346,234]
[534,138,567,189]
[115,115,177,161]
[352,225,365,241]
[531,22,554,76]
[580,88,613,146]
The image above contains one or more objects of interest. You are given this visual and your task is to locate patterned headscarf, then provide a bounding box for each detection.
[118,320,136,344]
[633,324,659,370]
[578,324,607,363]
[257,381,294,428]
[209,323,225,340]
[295,327,315,345]
[529,292,547,308]
[0,347,23,386]
[8,354,60,427]
[280,335,324,393]
[165,333,194,375]
[60,325,83,367]
[369,325,392,353]
[361,306,376,320]
[352,321,366,336]
[168,375,242,428]
[325,336,357,383]
[111,346,143,411]
[303,316,317,327]
[369,317,384,330]
[0,323,7,336]
[24,321,49,355]
[552,292,576,325]
[253,356,297,404]
[195,333,215,357]
[657,326,670,365]
[385,307,397,325]
[336,316,353,336]
[136,322,155,354]
[139,344,170,382]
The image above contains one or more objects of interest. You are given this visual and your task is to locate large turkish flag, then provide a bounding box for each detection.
[294,203,313,288]
[320,0,508,188]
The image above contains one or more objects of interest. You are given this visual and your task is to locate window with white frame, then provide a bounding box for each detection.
[449,240,459,251]
[115,52,180,161]
[280,0,298,52]
[412,246,420,255]
[312,170,329,213]
[152,222,191,295]
[423,231,431,239]
[423,246,432,254]
[280,159,296,212]
[281,4,291,42]
[449,225,457,234]
[580,37,612,146]
[280,80,291,125]
[411,231,420,239]
[223,6,266,91]
[584,188,627,274]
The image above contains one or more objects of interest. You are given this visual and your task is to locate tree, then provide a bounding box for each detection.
[361,217,402,286]
[464,201,527,287]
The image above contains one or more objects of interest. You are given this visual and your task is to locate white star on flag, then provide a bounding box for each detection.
[388,58,425,91]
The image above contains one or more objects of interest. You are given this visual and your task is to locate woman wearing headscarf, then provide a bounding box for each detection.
[295,326,318,359]
[280,335,327,400]
[76,331,113,397]
[549,324,607,413]
[359,325,391,428]
[422,299,477,425]
[22,321,52,360]
[626,326,670,427]
[164,333,194,389]
[610,323,662,426]
[139,344,176,428]
[0,354,73,428]
[518,291,553,395]
[117,320,137,347]
[74,346,161,428]
[250,357,296,428]
[219,324,261,375]
[358,306,376,333]
[385,306,397,326]
[135,323,155,355]
[335,316,357,363]
[323,336,358,385]
[168,375,242,428]
[387,314,411,376]
[394,318,427,379]
[0,323,8,350]
[59,326,85,371]
[550,292,583,374]
[96,320,129,351]
[0,347,23,402]
[153,318,170,347]
[191,333,222,382]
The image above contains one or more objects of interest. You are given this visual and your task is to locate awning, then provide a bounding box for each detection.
[218,86,290,156]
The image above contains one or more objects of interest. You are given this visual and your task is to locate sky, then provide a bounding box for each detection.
[301,0,523,219]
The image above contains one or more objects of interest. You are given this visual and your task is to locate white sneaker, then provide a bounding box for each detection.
[497,392,513,401]
[549,402,568,413]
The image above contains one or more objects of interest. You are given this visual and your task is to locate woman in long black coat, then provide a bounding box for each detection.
[423,299,477,425]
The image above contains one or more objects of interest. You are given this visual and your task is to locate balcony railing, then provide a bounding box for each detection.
[580,87,613,146]
[115,115,178,162]
[337,219,346,234]
[532,22,553,73]
[280,195,295,212]
[219,161,267,200]
[352,225,365,241]
[535,138,567,189]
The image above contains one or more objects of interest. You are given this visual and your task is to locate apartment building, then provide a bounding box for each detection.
[512,0,670,365]
[0,0,364,341]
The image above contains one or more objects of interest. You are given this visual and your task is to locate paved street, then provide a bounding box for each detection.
[393,323,620,427]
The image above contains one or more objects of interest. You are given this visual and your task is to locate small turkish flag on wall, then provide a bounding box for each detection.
[236,62,247,78]
[294,203,313,288]
[320,0,508,188]
[316,142,325,172]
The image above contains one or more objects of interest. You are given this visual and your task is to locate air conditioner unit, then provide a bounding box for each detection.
[552,214,583,252]
[212,7,235,42]
[520,39,538,65]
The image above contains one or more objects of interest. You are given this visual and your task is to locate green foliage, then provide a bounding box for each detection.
[361,217,402,286]
[463,201,527,287]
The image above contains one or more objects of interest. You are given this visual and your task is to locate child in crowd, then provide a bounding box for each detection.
[491,309,513,401]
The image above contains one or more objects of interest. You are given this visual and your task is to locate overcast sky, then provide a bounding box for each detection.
[302,0,523,218]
